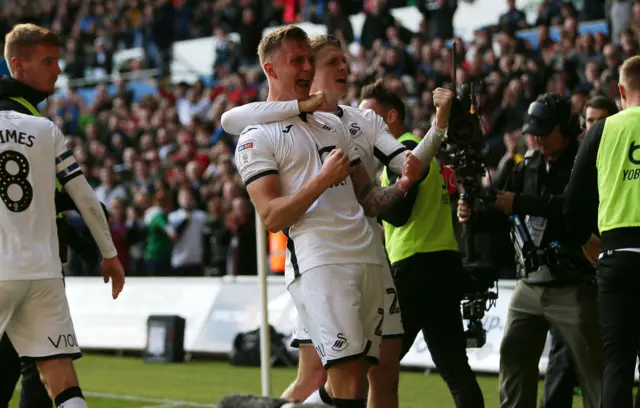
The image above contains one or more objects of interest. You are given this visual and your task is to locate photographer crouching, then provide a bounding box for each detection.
[457,94,603,408]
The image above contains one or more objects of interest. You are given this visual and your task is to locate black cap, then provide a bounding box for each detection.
[523,93,571,137]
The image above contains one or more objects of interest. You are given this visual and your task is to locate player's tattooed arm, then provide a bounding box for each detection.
[350,164,404,217]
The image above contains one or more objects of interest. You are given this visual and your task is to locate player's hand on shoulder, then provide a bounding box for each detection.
[102,256,125,299]
[318,148,353,189]
[299,91,326,113]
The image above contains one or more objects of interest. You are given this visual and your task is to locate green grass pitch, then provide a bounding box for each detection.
[9,354,585,408]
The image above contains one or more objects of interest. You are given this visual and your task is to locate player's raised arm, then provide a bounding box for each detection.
[52,123,124,299]
[379,88,451,174]
[343,124,423,216]
[236,126,350,232]
[221,92,326,135]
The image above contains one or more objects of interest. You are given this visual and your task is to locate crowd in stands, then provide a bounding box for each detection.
[1,0,637,277]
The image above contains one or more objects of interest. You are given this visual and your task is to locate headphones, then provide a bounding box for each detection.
[528,93,579,139]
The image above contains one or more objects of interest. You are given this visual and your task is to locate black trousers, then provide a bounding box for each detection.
[540,327,579,408]
[598,251,640,408]
[0,334,52,408]
[393,250,485,408]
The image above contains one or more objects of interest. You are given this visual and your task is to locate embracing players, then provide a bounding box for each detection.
[226,32,453,407]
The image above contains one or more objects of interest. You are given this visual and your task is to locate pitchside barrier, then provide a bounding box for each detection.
[64,276,636,378]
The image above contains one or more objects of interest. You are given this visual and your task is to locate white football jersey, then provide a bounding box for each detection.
[335,106,408,262]
[235,112,380,285]
[0,111,80,281]
[337,105,406,180]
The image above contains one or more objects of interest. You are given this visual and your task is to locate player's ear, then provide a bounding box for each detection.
[618,83,626,101]
[387,108,398,126]
[263,61,277,80]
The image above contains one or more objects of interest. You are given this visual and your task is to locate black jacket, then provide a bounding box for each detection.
[565,119,640,251]
[475,140,593,280]
[0,76,104,265]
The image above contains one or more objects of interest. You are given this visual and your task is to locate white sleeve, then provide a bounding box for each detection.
[53,125,118,259]
[64,177,117,259]
[221,101,301,135]
[412,120,446,165]
[234,126,279,186]
[371,114,407,174]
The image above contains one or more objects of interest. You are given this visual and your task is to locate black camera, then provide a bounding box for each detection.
[461,262,498,348]
[440,43,498,349]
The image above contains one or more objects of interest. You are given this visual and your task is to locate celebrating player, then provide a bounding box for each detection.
[0,24,125,408]
[233,27,423,408]
[224,34,451,407]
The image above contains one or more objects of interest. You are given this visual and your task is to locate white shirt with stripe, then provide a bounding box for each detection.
[0,111,82,280]
[235,112,381,286]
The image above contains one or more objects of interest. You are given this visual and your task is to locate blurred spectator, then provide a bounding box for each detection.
[143,191,173,276]
[168,187,209,276]
[1,0,626,279]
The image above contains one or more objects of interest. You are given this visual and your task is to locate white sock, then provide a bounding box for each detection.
[58,397,88,408]
[303,389,331,405]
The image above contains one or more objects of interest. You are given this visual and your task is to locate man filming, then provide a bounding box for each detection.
[540,94,618,408]
[457,93,603,408]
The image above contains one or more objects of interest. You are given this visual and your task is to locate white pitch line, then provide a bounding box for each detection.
[16,387,216,407]
[82,391,217,407]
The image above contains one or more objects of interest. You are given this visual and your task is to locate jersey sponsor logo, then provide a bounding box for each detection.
[238,142,253,151]
[238,141,254,164]
[331,333,348,352]
[349,122,362,138]
[623,168,640,181]
[282,124,294,134]
[622,141,640,181]
[628,140,640,165]
[48,333,77,349]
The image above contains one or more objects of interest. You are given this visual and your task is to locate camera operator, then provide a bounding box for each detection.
[564,56,640,408]
[540,94,618,408]
[457,93,603,408]
[360,82,485,408]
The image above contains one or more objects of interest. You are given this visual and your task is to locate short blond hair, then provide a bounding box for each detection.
[4,24,60,74]
[257,25,309,66]
[309,34,343,54]
[620,55,640,92]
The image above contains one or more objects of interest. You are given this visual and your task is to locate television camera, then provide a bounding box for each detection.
[439,42,498,349]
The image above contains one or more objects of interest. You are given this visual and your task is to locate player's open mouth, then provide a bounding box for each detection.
[336,78,347,84]
[296,79,310,87]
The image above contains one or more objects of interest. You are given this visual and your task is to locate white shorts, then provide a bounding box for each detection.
[288,263,385,368]
[291,260,403,348]
[0,279,81,360]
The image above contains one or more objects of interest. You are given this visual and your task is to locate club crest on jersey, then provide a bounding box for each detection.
[349,122,362,138]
